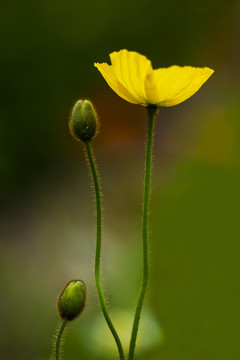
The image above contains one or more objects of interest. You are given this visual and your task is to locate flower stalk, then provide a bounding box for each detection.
[54,319,68,360]
[128,105,157,360]
[85,140,125,360]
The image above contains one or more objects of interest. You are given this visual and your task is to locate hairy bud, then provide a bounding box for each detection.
[57,280,86,321]
[69,99,98,142]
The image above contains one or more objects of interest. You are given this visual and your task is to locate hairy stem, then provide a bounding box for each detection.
[54,319,67,360]
[85,140,125,360]
[128,105,157,360]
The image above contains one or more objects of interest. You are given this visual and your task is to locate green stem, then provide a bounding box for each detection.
[55,319,67,360]
[128,105,157,360]
[85,140,125,360]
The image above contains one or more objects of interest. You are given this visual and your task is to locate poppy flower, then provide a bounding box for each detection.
[94,49,214,107]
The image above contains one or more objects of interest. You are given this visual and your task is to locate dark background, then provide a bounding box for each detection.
[0,1,240,359]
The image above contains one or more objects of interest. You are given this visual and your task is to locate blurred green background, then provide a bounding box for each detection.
[1,0,240,359]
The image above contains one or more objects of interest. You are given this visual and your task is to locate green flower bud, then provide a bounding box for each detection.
[69,99,98,142]
[57,280,86,321]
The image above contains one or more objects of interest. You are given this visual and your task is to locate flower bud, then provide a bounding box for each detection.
[57,280,86,321]
[69,99,98,142]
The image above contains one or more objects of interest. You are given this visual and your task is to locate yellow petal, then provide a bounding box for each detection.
[145,66,214,106]
[109,49,153,104]
[94,62,141,104]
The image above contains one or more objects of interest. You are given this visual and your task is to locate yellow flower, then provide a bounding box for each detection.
[94,49,214,107]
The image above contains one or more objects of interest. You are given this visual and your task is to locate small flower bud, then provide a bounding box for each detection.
[69,99,98,142]
[57,280,86,321]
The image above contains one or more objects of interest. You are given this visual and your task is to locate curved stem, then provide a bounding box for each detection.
[55,319,67,360]
[85,140,125,360]
[128,105,157,360]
